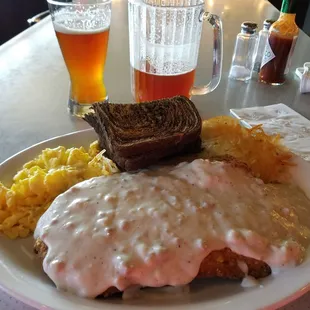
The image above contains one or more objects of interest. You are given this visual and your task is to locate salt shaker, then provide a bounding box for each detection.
[229,22,258,81]
[253,20,275,73]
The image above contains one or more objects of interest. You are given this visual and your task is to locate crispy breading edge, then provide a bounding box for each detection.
[34,238,271,298]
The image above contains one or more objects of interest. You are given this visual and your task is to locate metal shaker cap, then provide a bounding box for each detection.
[263,19,275,30]
[241,22,258,34]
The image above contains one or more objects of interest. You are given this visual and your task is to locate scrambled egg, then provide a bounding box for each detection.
[0,141,118,239]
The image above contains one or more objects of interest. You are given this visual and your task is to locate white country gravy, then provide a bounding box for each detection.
[34,159,310,298]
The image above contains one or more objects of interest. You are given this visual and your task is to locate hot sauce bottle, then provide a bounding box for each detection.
[259,0,299,85]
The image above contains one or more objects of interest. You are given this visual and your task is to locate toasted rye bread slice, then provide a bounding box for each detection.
[83,96,202,171]
[34,238,271,298]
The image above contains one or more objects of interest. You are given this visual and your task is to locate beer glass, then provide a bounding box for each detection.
[47,0,112,116]
[128,0,223,102]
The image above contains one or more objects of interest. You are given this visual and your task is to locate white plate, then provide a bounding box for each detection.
[0,129,310,310]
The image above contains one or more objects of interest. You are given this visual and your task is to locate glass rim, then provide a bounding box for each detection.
[47,0,111,6]
[128,0,204,9]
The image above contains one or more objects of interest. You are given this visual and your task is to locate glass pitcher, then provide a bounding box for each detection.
[128,0,223,102]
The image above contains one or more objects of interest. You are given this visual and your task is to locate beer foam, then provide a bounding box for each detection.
[53,6,110,35]
[54,22,109,35]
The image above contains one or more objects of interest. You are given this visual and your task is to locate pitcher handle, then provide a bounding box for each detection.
[191,12,223,96]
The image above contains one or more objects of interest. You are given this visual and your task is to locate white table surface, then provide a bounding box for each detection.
[0,0,310,309]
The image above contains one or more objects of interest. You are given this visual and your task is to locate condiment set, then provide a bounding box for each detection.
[228,0,308,93]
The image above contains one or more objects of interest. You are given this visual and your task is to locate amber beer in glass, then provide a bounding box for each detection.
[133,67,196,102]
[47,0,112,116]
[128,0,223,103]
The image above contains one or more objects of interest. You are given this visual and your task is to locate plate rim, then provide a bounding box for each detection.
[0,128,93,168]
[265,284,310,310]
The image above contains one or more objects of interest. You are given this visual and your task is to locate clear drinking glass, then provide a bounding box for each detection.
[47,0,112,117]
[128,0,223,103]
